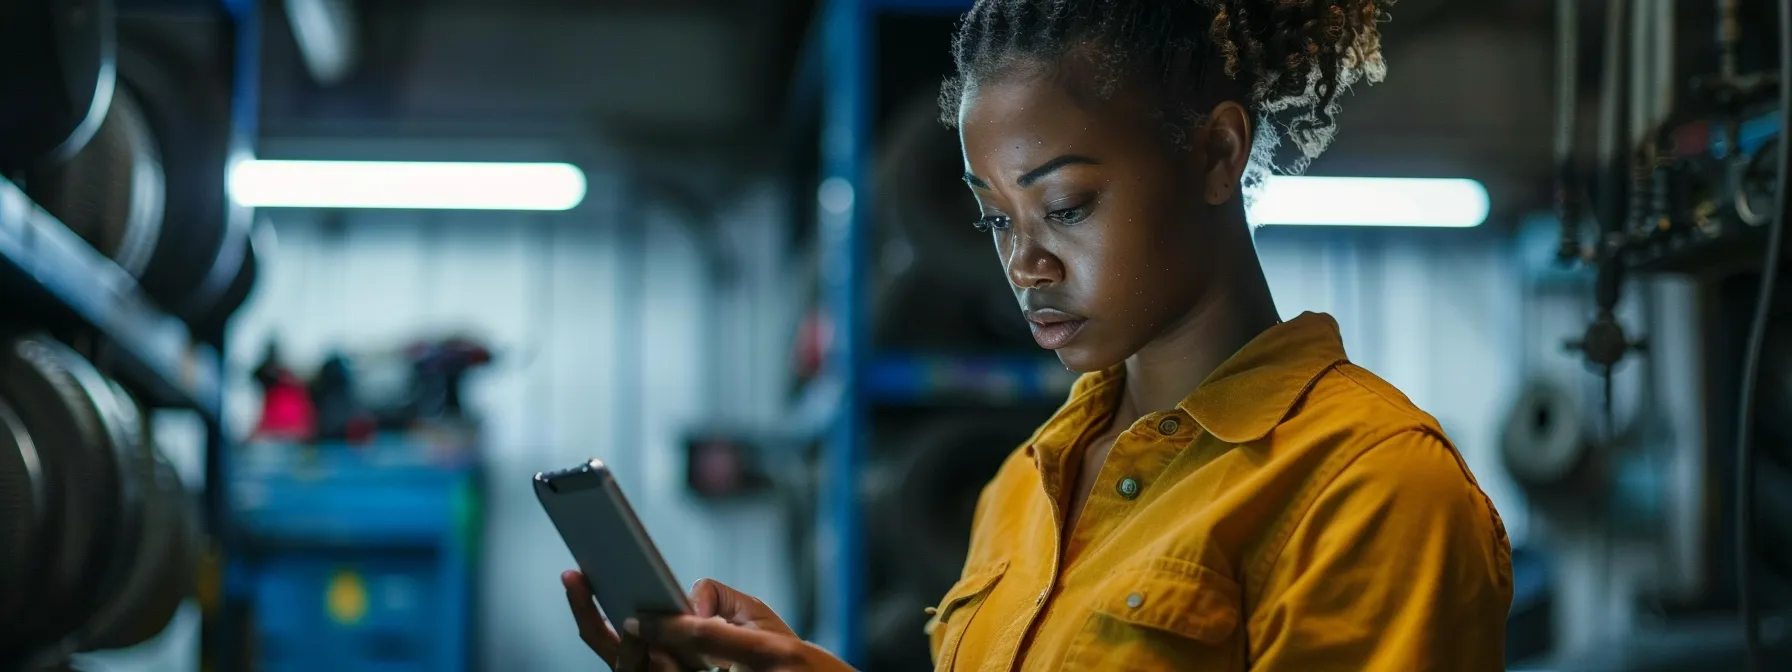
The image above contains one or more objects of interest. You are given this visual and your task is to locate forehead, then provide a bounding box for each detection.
[956,70,1162,176]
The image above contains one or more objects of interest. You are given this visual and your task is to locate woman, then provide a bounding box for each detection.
[565,0,1513,669]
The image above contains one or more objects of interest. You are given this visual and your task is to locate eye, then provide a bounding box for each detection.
[972,214,1012,232]
[1046,205,1090,225]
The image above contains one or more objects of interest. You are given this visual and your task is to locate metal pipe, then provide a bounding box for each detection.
[1648,0,1675,235]
[1629,0,1652,150]
[1555,0,1580,167]
[1651,0,1674,123]
[1628,0,1654,237]
[1555,0,1583,260]
[1595,0,1629,239]
[1590,0,1631,324]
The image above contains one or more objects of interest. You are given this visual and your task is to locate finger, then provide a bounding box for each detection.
[628,615,801,670]
[615,633,651,672]
[563,571,620,664]
[687,579,745,620]
[690,578,764,619]
[688,579,720,619]
[688,579,793,636]
[667,647,713,671]
[646,650,685,672]
[629,617,712,671]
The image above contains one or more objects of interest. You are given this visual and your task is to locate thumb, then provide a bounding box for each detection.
[689,579,791,634]
[689,578,752,620]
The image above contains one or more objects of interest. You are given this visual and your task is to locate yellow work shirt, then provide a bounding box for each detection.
[925,312,1512,671]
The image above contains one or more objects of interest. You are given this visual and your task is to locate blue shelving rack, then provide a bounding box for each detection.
[808,0,1079,663]
[212,1,264,669]
[812,0,868,660]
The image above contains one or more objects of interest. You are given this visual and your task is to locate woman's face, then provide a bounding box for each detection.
[957,69,1228,372]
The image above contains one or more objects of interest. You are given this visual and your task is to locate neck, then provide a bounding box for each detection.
[1115,231,1279,421]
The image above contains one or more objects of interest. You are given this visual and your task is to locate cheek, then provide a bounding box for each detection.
[1075,215,1180,300]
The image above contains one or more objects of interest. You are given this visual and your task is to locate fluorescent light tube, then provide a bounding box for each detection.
[228,160,587,211]
[1250,176,1489,228]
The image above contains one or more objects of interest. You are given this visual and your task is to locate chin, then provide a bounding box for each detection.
[1051,344,1119,374]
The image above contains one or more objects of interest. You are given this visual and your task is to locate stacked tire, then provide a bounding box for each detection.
[0,334,198,667]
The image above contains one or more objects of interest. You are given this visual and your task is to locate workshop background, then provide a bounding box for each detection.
[2,0,1789,671]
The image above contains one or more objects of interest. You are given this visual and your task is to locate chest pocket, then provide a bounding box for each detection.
[1067,557,1243,670]
[925,561,1007,671]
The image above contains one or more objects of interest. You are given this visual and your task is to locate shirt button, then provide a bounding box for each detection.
[1125,592,1144,609]
[1156,417,1180,435]
[1116,476,1141,500]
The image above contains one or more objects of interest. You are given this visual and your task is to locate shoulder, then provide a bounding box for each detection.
[1271,363,1511,584]
[1258,360,1509,559]
[1287,361,1496,515]
[1301,361,1444,438]
[1320,429,1497,521]
[1262,427,1515,608]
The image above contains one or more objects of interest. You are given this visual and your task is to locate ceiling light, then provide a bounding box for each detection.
[1250,176,1490,228]
[228,159,587,211]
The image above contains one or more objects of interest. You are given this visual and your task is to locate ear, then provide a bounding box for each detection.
[1197,101,1253,206]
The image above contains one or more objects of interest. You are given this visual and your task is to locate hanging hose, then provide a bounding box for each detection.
[1734,1,1792,668]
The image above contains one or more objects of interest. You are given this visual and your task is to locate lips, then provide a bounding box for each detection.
[1024,308,1087,350]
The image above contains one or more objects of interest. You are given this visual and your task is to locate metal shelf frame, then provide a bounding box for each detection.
[0,178,224,418]
[209,1,261,670]
[811,0,978,663]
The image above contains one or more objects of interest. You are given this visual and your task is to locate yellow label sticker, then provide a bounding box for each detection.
[325,570,368,626]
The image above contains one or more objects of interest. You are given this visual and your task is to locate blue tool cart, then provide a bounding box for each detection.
[229,439,482,672]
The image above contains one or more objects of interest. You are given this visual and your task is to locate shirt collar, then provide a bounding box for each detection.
[1059,311,1348,445]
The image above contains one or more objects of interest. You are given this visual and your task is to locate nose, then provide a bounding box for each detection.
[1002,227,1063,289]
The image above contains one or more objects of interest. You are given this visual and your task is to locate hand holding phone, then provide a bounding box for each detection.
[541,460,850,671]
[623,580,856,672]
[566,572,855,672]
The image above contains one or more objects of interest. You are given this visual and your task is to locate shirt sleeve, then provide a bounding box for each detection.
[1248,430,1513,671]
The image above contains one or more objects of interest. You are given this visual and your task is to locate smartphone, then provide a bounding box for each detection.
[535,459,690,623]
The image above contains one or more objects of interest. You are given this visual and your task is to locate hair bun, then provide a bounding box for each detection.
[944,0,1392,195]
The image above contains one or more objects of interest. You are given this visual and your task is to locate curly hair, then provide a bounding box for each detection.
[940,0,1391,195]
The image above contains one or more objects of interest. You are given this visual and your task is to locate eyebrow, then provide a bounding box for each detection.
[963,155,1101,190]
